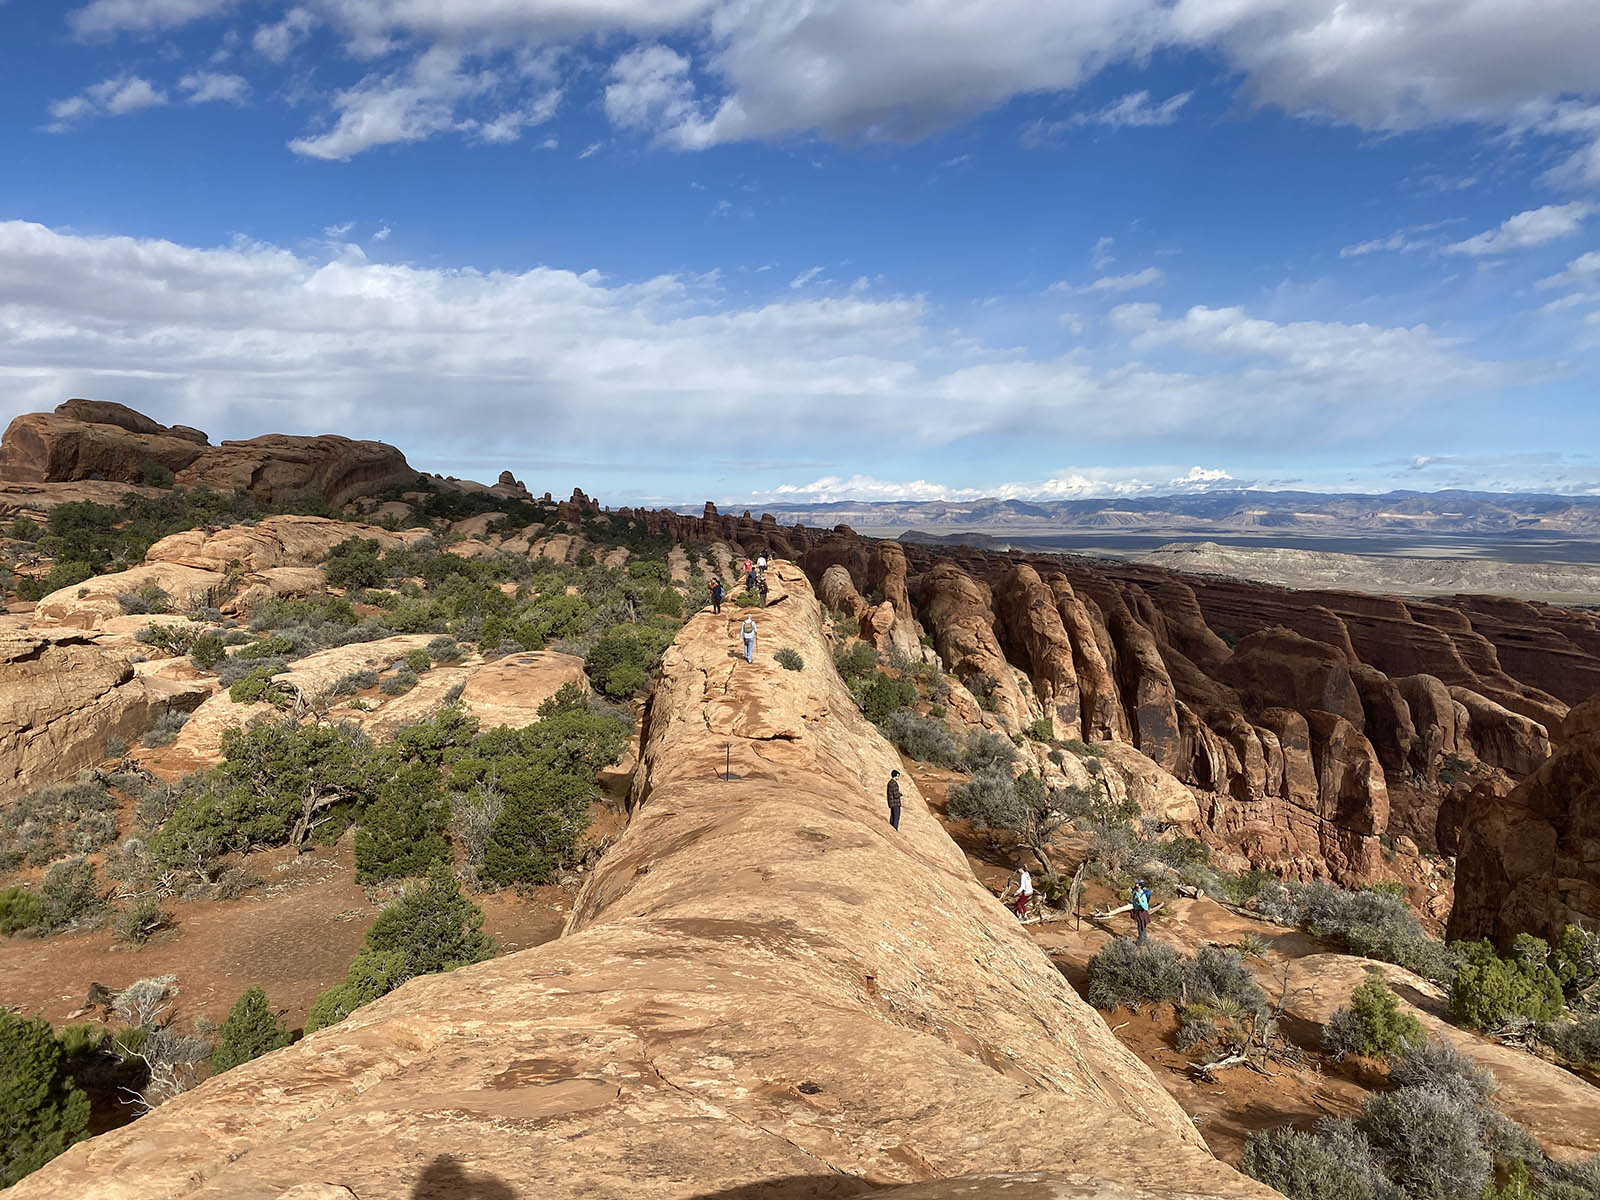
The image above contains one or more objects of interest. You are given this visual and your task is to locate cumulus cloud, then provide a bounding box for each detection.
[47,75,166,129]
[178,70,249,104]
[1446,202,1594,256]
[55,0,1600,166]
[0,221,1511,471]
[253,7,316,63]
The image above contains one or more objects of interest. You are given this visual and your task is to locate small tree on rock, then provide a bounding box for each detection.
[0,1011,91,1187]
[209,987,291,1074]
[946,768,1079,875]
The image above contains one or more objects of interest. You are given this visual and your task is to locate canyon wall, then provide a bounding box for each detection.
[620,504,1587,889]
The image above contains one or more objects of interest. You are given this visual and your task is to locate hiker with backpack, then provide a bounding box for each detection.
[1132,879,1152,943]
[709,579,724,614]
[741,615,757,663]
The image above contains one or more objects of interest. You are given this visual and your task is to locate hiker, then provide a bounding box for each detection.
[758,575,769,606]
[886,769,902,830]
[1013,865,1035,919]
[709,579,724,614]
[756,552,767,577]
[1132,879,1152,943]
[745,565,758,591]
[741,615,757,663]
[743,557,754,578]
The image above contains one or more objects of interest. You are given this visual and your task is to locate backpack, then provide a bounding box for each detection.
[1132,888,1149,911]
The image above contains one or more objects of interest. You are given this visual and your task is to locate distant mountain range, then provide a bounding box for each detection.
[705,491,1600,537]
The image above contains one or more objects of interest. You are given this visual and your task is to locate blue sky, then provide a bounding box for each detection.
[1,0,1598,505]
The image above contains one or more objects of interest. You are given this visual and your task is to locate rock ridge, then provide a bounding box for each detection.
[12,563,1274,1200]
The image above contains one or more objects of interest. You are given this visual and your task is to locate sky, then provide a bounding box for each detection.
[1,1,1598,506]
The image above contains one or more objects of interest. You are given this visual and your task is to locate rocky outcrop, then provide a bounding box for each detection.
[992,564,1081,738]
[0,630,209,802]
[1449,687,1552,777]
[0,402,210,484]
[30,517,428,629]
[913,560,1031,729]
[1449,697,1600,948]
[14,564,1273,1200]
[0,401,415,505]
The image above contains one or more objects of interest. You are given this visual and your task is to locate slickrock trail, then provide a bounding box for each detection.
[14,564,1276,1200]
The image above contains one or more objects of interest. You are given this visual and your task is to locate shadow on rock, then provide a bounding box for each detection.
[411,1155,517,1200]
[688,1177,877,1200]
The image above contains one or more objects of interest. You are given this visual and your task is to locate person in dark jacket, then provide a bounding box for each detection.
[758,575,769,606]
[709,579,724,613]
[886,769,902,830]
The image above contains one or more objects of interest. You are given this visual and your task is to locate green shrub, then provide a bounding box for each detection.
[228,665,283,704]
[306,862,495,1031]
[1360,1085,1490,1200]
[354,764,451,884]
[1025,717,1054,742]
[404,648,432,673]
[470,706,628,887]
[209,987,291,1074]
[380,667,418,695]
[1242,1120,1378,1200]
[0,1011,92,1187]
[855,672,916,724]
[1186,945,1266,1010]
[324,537,385,589]
[1450,938,1565,1031]
[0,886,44,936]
[774,647,804,671]
[10,513,41,541]
[116,583,172,614]
[879,711,963,768]
[190,633,226,670]
[1323,977,1424,1061]
[1541,1013,1600,1067]
[584,628,662,698]
[833,642,878,683]
[112,895,171,946]
[1086,937,1185,1009]
[37,858,103,932]
[140,458,175,488]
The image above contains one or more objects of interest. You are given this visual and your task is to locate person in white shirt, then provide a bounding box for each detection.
[1012,865,1034,918]
[741,616,757,663]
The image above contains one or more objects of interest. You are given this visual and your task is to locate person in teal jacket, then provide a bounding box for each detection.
[1132,880,1151,943]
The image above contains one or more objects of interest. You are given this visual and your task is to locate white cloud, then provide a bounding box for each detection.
[1340,232,1416,258]
[603,43,712,148]
[478,87,562,144]
[371,224,392,241]
[69,0,236,38]
[1537,250,1600,290]
[179,71,249,104]
[578,140,601,159]
[1087,266,1163,293]
[756,465,1238,504]
[1074,89,1192,128]
[47,75,167,129]
[0,221,1511,469]
[1446,203,1593,256]
[253,7,316,63]
[1090,236,1115,270]
[55,0,1600,166]
[323,221,354,238]
[287,45,496,159]
[789,266,824,289]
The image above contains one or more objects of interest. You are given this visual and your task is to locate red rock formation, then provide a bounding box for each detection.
[0,400,415,505]
[991,564,1081,738]
[1449,697,1600,948]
